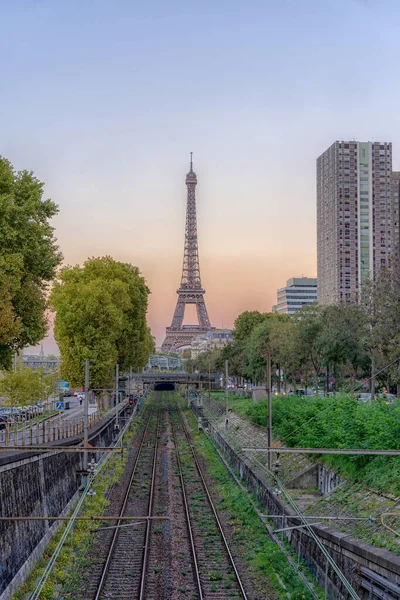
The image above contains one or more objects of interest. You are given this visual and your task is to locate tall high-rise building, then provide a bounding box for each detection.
[317,141,393,305]
[392,171,400,260]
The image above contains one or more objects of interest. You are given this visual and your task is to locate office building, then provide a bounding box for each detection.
[273,277,317,316]
[317,141,393,304]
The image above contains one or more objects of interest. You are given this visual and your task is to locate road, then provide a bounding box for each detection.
[0,398,98,446]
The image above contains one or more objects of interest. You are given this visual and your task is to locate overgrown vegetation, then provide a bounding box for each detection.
[180,395,322,600]
[11,413,143,600]
[243,394,400,495]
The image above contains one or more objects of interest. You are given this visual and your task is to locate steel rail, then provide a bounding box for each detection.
[176,405,249,600]
[0,445,123,453]
[138,409,162,600]
[0,516,168,522]
[170,410,204,600]
[93,410,153,600]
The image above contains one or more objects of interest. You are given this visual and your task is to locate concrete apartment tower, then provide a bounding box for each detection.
[392,171,400,261]
[317,141,393,304]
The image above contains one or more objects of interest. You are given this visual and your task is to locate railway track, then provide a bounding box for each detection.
[169,403,249,600]
[81,396,249,600]
[87,409,161,600]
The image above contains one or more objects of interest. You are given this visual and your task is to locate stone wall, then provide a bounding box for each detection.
[198,409,400,600]
[0,403,131,599]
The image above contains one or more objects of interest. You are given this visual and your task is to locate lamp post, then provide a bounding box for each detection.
[225,360,229,430]
[208,355,211,410]
[115,364,119,430]
[83,359,89,471]
[266,350,272,471]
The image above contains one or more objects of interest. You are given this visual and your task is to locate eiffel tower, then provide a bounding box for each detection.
[161,154,213,352]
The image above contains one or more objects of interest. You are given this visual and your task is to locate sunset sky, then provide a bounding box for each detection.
[2,0,400,350]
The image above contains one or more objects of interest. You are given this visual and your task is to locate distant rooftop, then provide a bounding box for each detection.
[285,277,317,288]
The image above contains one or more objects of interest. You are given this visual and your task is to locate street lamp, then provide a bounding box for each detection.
[225,360,229,430]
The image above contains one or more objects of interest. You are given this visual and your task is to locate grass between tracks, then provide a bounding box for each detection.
[178,394,322,600]
[11,412,144,600]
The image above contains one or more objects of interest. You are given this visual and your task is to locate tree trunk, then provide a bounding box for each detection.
[277,364,281,394]
[370,353,376,399]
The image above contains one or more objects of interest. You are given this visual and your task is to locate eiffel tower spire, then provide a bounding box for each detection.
[162,155,213,352]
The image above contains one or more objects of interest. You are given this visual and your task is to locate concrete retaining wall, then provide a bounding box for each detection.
[0,403,131,599]
[198,409,400,600]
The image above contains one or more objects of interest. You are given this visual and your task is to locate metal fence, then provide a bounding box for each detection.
[0,409,102,447]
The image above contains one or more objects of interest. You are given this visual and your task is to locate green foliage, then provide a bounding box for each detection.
[233,310,269,341]
[184,346,222,374]
[181,397,320,599]
[219,300,387,391]
[50,256,154,388]
[0,157,62,367]
[0,366,57,406]
[244,394,400,494]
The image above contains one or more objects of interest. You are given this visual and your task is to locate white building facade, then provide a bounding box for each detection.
[274,277,317,316]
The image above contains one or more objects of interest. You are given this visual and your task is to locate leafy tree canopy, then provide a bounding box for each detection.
[0,157,62,368]
[0,366,57,407]
[50,256,154,388]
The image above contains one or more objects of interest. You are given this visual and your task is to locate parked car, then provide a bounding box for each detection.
[377,393,397,404]
[0,415,15,429]
[358,393,372,402]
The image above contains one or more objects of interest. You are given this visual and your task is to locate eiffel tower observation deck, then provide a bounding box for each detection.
[161,154,213,352]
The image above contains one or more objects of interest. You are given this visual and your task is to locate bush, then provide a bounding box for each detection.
[245,394,400,494]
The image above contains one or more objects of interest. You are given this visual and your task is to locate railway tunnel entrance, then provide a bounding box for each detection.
[154,382,176,391]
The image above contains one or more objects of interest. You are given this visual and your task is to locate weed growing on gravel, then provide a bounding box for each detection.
[11,413,145,600]
[180,400,322,600]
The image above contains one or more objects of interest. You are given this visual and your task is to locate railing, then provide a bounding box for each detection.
[0,409,103,447]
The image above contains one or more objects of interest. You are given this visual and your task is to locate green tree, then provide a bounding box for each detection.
[0,366,52,406]
[217,311,270,378]
[0,157,62,368]
[245,313,291,384]
[50,256,154,388]
[318,304,368,390]
[293,304,324,387]
[233,310,267,341]
[361,266,400,396]
[269,317,302,390]
[185,347,223,374]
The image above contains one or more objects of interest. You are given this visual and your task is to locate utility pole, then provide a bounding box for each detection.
[266,350,272,470]
[115,364,120,430]
[208,355,211,410]
[83,359,89,471]
[225,360,229,430]
[371,352,376,400]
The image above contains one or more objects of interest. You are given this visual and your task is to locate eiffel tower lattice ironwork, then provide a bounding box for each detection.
[161,154,213,352]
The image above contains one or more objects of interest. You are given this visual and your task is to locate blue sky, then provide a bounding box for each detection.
[2,0,400,348]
